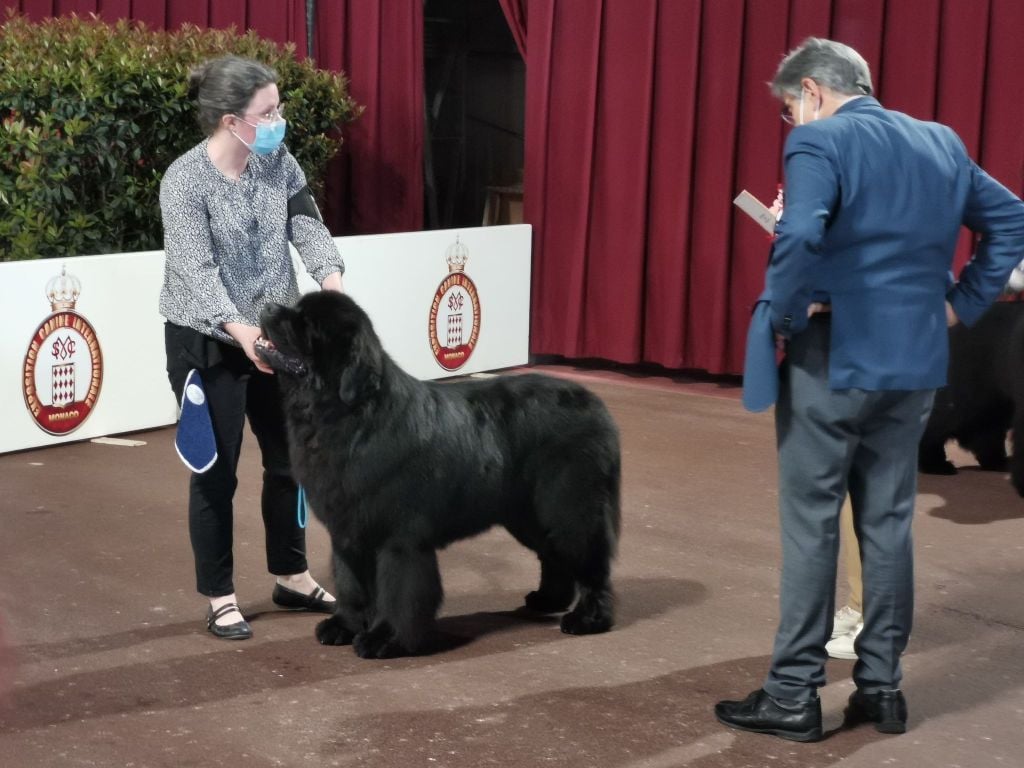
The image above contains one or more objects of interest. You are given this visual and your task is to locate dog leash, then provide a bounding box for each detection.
[297,485,307,529]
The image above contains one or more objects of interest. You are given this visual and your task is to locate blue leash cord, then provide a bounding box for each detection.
[297,486,307,529]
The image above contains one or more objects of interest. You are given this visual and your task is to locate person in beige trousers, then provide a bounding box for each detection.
[830,497,863,658]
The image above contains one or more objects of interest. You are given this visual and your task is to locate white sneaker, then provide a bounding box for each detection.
[826,622,862,660]
[831,605,862,639]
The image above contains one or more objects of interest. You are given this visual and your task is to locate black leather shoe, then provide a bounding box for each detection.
[206,603,253,640]
[844,689,907,733]
[272,583,336,613]
[715,688,823,742]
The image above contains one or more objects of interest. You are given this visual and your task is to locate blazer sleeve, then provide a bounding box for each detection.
[949,157,1024,327]
[765,127,840,337]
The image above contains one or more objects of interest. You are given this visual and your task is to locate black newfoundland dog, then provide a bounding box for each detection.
[919,301,1024,493]
[256,291,621,658]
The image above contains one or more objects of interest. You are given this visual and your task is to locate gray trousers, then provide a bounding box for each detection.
[763,316,934,702]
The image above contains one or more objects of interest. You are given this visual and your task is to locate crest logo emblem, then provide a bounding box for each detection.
[22,265,104,435]
[428,236,481,371]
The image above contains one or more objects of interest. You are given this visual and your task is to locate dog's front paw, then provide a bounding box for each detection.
[316,615,355,646]
[353,623,406,659]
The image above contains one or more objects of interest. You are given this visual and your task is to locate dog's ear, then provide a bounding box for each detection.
[338,336,382,406]
[338,366,380,406]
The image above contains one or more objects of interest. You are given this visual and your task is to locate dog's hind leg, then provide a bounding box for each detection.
[536,499,617,634]
[559,547,615,635]
[503,520,576,612]
[524,556,576,613]
[353,543,443,659]
[538,450,619,635]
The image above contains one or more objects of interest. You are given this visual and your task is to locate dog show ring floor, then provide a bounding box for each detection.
[2,364,1023,767]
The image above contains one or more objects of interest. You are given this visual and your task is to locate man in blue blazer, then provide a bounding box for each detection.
[720,37,1024,742]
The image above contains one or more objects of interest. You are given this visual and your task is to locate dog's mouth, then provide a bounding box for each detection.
[254,336,308,376]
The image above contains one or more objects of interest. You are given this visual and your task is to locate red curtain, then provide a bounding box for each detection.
[498,0,526,58]
[504,0,1024,374]
[315,1,424,235]
[1,0,424,236]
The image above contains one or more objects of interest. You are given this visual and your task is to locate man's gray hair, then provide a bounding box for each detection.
[770,37,873,99]
[187,55,278,136]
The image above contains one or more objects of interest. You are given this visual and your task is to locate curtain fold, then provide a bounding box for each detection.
[512,0,1024,374]
[641,1,701,367]
[497,0,527,58]
[0,0,424,237]
[320,0,425,235]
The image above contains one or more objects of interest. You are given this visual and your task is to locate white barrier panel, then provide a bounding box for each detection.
[0,224,532,454]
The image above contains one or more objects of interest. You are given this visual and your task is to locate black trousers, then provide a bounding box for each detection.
[165,322,307,597]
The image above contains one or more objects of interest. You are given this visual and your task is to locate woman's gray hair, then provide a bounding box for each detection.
[770,37,873,99]
[187,55,278,136]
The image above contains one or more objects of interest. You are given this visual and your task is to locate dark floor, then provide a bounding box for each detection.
[1,365,1023,767]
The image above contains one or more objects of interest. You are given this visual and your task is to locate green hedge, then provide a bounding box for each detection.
[0,13,361,261]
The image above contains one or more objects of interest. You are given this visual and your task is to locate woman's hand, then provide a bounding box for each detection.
[224,322,274,374]
[321,271,344,293]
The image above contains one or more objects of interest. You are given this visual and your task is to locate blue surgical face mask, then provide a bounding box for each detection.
[232,117,287,155]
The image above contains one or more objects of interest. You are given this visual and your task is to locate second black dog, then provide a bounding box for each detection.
[919,301,1024,494]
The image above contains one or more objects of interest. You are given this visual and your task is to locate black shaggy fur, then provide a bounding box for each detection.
[919,301,1024,494]
[258,291,621,658]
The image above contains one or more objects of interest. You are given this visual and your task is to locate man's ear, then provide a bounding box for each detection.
[800,77,824,105]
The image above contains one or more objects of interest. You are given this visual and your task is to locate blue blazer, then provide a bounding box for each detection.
[743,97,1024,412]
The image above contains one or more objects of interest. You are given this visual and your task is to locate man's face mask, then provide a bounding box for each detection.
[797,89,821,125]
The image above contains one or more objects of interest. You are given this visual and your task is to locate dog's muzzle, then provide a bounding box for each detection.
[254,337,307,376]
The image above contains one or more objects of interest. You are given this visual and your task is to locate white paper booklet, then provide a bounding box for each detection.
[733,189,776,234]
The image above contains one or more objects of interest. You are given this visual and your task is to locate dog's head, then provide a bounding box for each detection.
[258,291,383,406]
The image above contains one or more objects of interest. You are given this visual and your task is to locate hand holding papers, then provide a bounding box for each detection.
[733,189,779,234]
[737,187,785,412]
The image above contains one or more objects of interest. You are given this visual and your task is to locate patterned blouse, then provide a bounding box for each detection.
[158,138,343,342]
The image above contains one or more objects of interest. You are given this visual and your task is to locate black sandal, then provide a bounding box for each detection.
[206,602,253,640]
[272,583,336,614]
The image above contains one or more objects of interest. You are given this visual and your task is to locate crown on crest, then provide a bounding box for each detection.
[445,235,469,273]
[46,265,81,311]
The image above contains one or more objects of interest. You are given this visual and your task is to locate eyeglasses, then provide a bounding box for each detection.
[780,93,801,125]
[242,103,285,123]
